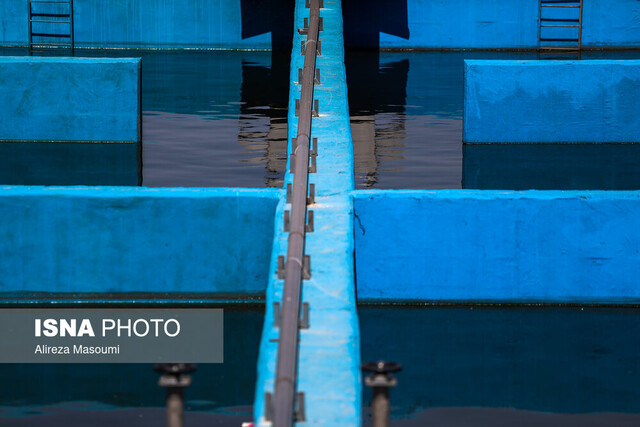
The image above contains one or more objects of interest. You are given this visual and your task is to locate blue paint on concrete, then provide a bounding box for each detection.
[0,2,27,46]
[72,0,271,49]
[379,0,539,49]
[464,60,640,143]
[0,186,279,296]
[254,0,361,425]
[354,190,640,303]
[0,57,140,143]
[2,0,640,49]
[582,0,640,48]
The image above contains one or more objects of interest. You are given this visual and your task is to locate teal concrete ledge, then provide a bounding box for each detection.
[464,60,640,143]
[354,190,640,304]
[0,186,280,298]
[0,57,140,143]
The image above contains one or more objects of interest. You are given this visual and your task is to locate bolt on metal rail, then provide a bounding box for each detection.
[270,0,322,425]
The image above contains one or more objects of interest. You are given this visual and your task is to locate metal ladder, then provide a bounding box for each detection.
[29,0,74,56]
[538,0,583,54]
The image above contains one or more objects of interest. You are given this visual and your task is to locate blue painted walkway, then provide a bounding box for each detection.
[253,0,360,424]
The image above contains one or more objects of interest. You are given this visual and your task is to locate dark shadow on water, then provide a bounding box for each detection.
[240,0,295,52]
[0,142,141,186]
[463,144,640,190]
[360,306,640,426]
[342,0,409,49]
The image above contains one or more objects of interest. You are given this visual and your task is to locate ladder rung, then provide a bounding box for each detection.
[30,1,71,3]
[540,18,580,22]
[541,5,581,7]
[31,13,71,18]
[31,44,73,47]
[541,25,580,27]
[541,0,580,3]
[540,38,579,42]
[30,20,71,23]
[31,32,71,38]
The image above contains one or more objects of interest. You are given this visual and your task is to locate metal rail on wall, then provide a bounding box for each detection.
[269,0,322,425]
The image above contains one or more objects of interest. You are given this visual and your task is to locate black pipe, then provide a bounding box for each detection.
[273,0,321,425]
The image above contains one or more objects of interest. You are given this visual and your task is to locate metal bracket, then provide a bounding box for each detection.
[289,138,317,174]
[273,302,310,329]
[298,17,323,35]
[276,255,311,280]
[298,68,321,85]
[303,255,311,279]
[301,39,321,56]
[264,392,306,422]
[305,0,323,8]
[291,154,316,174]
[286,183,315,205]
[277,255,286,279]
[294,392,306,422]
[306,210,314,232]
[283,210,314,232]
[295,99,319,117]
[265,392,273,422]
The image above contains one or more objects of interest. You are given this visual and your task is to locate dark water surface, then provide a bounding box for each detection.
[2,48,640,189]
[360,306,640,426]
[0,306,263,426]
[347,50,640,189]
[0,48,290,188]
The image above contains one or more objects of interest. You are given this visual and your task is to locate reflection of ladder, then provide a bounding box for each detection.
[538,0,583,53]
[29,0,74,56]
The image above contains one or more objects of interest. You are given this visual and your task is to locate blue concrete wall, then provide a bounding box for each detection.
[73,0,271,49]
[379,0,539,49]
[0,57,140,143]
[0,0,277,49]
[0,187,279,300]
[354,190,640,303]
[254,0,361,425]
[582,0,640,48]
[464,60,640,143]
[3,0,640,49]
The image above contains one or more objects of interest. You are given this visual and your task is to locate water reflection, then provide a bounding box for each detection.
[347,50,640,189]
[137,50,290,188]
[360,306,640,426]
[0,49,290,188]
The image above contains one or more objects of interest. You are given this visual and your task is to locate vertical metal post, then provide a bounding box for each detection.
[70,0,75,56]
[537,0,542,51]
[28,0,33,56]
[154,363,197,427]
[362,361,402,427]
[578,0,584,52]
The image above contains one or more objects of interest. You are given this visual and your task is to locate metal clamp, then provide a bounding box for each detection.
[273,302,310,329]
[284,210,314,233]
